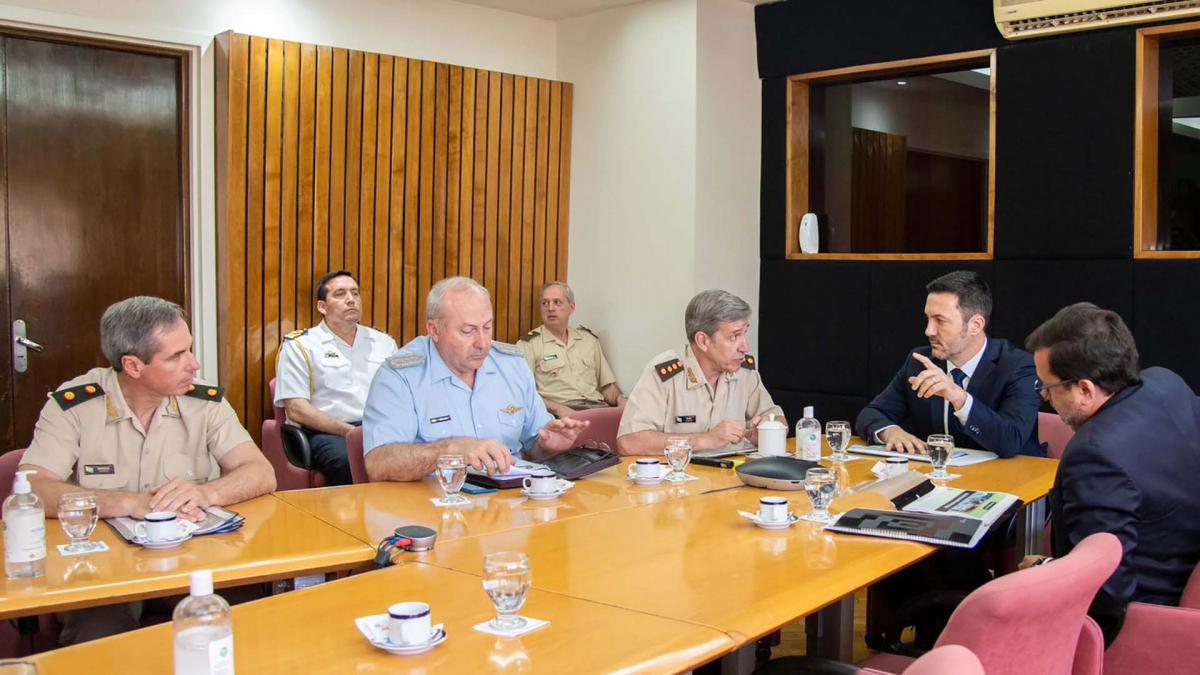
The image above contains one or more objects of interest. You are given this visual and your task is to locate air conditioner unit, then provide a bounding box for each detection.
[995,0,1200,40]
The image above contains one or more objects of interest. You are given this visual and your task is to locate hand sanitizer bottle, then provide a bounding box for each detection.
[174,570,234,675]
[4,469,46,579]
[797,406,822,462]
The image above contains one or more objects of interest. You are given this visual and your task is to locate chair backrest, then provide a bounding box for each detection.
[569,406,622,450]
[346,426,368,484]
[1181,560,1200,609]
[902,644,985,675]
[268,377,286,424]
[1039,411,1075,460]
[935,531,1122,675]
[0,449,27,502]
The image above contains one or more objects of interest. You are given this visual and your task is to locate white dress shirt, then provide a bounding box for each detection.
[274,321,397,424]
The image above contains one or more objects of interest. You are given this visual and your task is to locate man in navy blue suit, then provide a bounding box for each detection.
[856,270,1044,458]
[1022,303,1200,644]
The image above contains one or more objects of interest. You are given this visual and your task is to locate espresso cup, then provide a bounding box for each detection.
[522,470,559,494]
[886,456,909,477]
[758,496,789,523]
[388,601,433,646]
[134,511,183,541]
[628,458,665,481]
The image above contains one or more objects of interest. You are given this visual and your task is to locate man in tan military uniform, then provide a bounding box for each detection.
[20,296,276,644]
[617,289,784,456]
[519,281,624,418]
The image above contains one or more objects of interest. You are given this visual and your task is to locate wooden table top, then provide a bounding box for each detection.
[419,452,1059,643]
[28,561,735,673]
[274,458,746,546]
[0,494,374,619]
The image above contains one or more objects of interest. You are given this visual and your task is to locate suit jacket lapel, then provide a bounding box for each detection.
[965,339,1002,397]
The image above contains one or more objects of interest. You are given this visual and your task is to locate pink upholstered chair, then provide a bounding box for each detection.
[346,426,368,484]
[754,644,984,675]
[0,448,26,502]
[262,378,327,491]
[1102,560,1200,674]
[857,532,1122,675]
[568,406,622,450]
[1038,411,1075,459]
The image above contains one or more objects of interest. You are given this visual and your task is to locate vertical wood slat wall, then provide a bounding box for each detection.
[215,32,573,434]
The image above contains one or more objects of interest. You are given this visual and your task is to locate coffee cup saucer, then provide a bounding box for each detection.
[520,479,573,501]
[132,532,192,550]
[628,474,665,486]
[737,510,799,530]
[370,625,447,655]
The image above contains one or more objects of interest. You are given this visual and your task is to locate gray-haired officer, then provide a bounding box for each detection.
[617,289,784,456]
[361,277,588,482]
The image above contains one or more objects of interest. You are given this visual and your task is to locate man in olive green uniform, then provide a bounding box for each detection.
[519,281,624,418]
[20,295,276,644]
[617,289,784,456]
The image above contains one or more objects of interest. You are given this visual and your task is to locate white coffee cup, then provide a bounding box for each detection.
[388,601,433,646]
[522,470,559,494]
[628,458,665,481]
[759,496,789,523]
[886,457,909,477]
[134,511,184,541]
[757,414,788,456]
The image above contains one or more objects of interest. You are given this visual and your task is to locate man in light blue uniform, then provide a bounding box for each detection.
[363,277,587,482]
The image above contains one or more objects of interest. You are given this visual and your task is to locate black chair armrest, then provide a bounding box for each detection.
[280,424,314,469]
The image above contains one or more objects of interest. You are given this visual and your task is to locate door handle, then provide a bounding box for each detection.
[13,320,42,373]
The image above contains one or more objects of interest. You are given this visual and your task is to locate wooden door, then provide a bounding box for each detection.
[0,35,189,451]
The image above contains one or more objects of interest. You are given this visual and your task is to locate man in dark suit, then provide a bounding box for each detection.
[1022,302,1200,644]
[856,270,1044,458]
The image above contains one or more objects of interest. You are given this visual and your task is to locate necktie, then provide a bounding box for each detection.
[951,368,967,389]
[947,368,968,437]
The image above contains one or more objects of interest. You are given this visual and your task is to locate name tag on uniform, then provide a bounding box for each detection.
[675,415,696,423]
[83,464,115,475]
[542,354,558,361]
[430,415,452,424]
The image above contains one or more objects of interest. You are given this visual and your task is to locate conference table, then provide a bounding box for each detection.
[21,447,1058,672]
[0,494,374,620]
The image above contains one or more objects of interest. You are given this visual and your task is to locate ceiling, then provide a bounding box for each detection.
[455,0,773,21]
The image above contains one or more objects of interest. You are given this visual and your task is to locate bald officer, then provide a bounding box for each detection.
[274,270,397,485]
[362,277,588,482]
[519,281,624,418]
[20,296,276,643]
[617,289,784,456]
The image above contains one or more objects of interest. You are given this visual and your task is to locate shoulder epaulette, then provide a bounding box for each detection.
[50,383,104,411]
[519,330,540,343]
[742,354,757,371]
[283,329,308,340]
[654,358,685,382]
[579,326,599,338]
[184,384,225,402]
[387,351,426,369]
[491,341,524,357]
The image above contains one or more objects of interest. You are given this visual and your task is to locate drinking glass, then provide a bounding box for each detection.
[926,434,956,480]
[435,454,469,504]
[482,551,531,631]
[0,661,37,675]
[664,437,692,481]
[57,493,98,552]
[804,467,837,522]
[825,420,851,462]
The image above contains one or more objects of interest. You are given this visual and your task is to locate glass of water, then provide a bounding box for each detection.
[825,420,851,462]
[804,467,837,522]
[57,493,98,552]
[926,434,956,480]
[482,551,531,631]
[435,454,469,504]
[664,437,692,481]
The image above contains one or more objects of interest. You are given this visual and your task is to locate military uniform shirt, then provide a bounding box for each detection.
[22,367,252,493]
[618,345,783,437]
[362,336,554,457]
[274,321,397,423]
[519,324,617,406]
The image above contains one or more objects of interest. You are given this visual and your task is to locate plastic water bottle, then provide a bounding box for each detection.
[174,570,234,675]
[797,406,822,462]
[4,469,46,579]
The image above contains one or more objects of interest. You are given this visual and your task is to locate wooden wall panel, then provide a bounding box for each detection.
[215,32,573,435]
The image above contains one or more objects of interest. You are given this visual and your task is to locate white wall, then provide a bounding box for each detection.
[561,0,761,389]
[0,0,557,383]
[558,0,699,388]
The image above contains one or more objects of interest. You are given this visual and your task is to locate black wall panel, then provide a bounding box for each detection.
[770,390,869,434]
[761,76,788,261]
[758,260,871,395]
[1133,262,1200,389]
[993,33,1135,260]
[991,260,1134,347]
